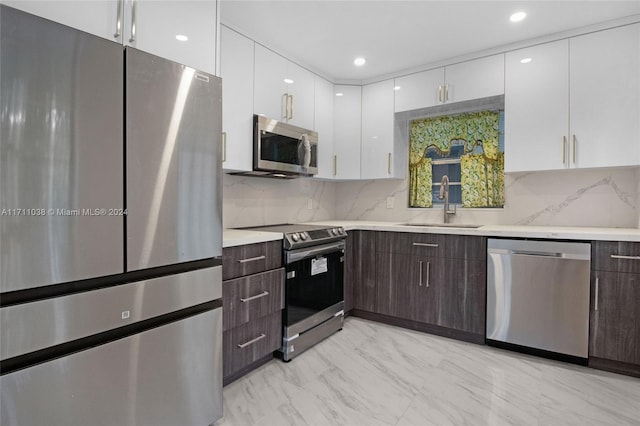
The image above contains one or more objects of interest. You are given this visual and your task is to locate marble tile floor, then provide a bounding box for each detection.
[216,317,640,426]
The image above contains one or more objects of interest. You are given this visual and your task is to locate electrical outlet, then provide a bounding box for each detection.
[386,197,394,209]
[307,198,313,210]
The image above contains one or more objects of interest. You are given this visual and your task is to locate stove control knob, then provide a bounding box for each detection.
[300,232,307,241]
[290,233,300,242]
[332,228,339,236]
[338,228,345,235]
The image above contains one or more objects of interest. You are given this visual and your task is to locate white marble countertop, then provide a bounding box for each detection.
[223,221,640,247]
[222,229,283,248]
[302,220,640,242]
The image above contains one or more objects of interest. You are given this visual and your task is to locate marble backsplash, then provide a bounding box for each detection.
[223,168,639,229]
[222,174,336,228]
[334,168,640,228]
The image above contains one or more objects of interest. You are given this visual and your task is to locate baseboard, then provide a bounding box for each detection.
[589,356,640,378]
[223,353,275,386]
[350,309,485,345]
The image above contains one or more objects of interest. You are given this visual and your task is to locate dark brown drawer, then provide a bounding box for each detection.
[441,235,486,261]
[376,231,445,256]
[222,240,282,280]
[592,241,640,274]
[223,311,281,378]
[223,268,284,331]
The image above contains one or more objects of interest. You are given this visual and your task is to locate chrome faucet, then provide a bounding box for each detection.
[438,175,456,223]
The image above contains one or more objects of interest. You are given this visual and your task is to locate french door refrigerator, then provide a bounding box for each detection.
[0,6,223,426]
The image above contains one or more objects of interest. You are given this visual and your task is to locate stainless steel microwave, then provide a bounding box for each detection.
[252,115,318,177]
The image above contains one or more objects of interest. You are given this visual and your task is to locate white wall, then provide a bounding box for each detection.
[335,168,639,228]
[222,174,336,228]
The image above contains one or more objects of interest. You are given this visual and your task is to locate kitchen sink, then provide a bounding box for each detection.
[399,223,483,229]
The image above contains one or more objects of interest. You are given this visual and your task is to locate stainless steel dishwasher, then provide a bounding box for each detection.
[486,239,591,361]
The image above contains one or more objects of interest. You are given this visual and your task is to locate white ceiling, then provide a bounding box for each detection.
[220,0,640,82]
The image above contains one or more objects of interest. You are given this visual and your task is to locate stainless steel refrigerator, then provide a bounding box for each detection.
[0,6,223,425]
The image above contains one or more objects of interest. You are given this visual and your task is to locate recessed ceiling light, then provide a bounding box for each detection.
[354,57,366,66]
[335,92,344,97]
[520,57,532,64]
[510,11,527,22]
[175,34,189,42]
[284,78,294,84]
[394,86,401,91]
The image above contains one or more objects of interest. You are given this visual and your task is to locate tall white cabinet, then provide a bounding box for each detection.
[506,23,640,172]
[314,77,335,179]
[569,24,640,168]
[3,0,219,75]
[220,26,254,172]
[333,85,362,180]
[505,40,569,172]
[361,80,396,179]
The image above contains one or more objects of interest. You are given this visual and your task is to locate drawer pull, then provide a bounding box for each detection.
[413,242,439,248]
[610,254,640,261]
[238,255,266,264]
[594,276,599,311]
[240,291,269,303]
[237,333,266,349]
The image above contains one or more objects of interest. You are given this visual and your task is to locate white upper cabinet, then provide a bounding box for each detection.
[314,77,335,179]
[569,23,639,168]
[254,44,315,129]
[131,1,218,74]
[394,68,444,112]
[361,80,396,179]
[505,40,569,172]
[394,54,504,112]
[506,24,640,172]
[220,26,254,172]
[333,85,362,180]
[2,0,119,41]
[3,0,218,75]
[444,54,504,103]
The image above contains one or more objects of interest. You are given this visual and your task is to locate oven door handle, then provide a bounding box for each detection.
[286,241,345,264]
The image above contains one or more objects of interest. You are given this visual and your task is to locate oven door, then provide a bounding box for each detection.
[283,241,344,336]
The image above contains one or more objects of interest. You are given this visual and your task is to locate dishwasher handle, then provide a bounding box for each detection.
[512,250,563,258]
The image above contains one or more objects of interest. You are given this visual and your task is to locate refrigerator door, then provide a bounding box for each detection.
[1,307,223,426]
[126,48,223,271]
[0,6,124,292]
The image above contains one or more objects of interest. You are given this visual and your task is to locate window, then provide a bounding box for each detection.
[409,109,505,208]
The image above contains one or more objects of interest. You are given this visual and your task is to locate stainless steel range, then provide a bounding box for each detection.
[242,224,346,361]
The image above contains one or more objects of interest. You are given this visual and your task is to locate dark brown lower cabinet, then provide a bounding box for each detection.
[223,311,281,380]
[439,259,486,335]
[349,231,378,313]
[376,252,441,323]
[589,270,640,376]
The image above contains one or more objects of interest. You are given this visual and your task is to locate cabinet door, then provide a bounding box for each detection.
[361,79,396,179]
[590,271,640,366]
[129,0,218,74]
[221,26,254,172]
[2,0,119,41]
[350,231,378,312]
[570,24,640,168]
[394,68,444,112]
[254,44,288,121]
[333,85,362,179]
[439,259,486,334]
[314,77,335,179]
[444,54,504,103]
[286,61,315,130]
[505,40,569,172]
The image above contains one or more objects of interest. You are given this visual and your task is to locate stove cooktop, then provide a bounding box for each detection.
[239,223,346,250]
